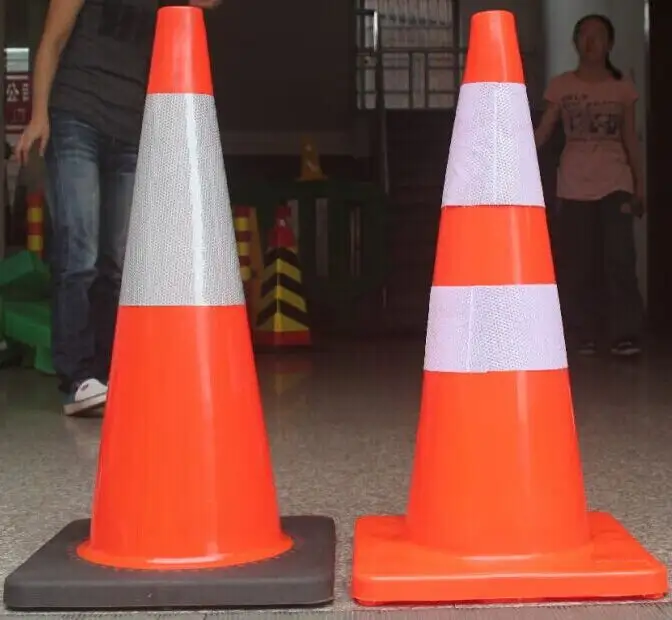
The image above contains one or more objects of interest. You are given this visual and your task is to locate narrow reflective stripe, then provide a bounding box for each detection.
[120,94,244,307]
[442,82,544,208]
[424,284,567,373]
[433,206,555,286]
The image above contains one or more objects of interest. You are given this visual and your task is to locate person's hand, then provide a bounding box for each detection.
[14,115,50,166]
[189,0,221,8]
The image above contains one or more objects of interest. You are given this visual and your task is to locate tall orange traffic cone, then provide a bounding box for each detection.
[351,10,666,606]
[3,7,335,611]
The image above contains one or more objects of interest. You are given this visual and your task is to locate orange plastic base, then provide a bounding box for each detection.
[352,512,667,606]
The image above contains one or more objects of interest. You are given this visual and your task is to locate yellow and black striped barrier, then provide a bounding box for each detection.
[255,207,311,349]
[26,192,45,258]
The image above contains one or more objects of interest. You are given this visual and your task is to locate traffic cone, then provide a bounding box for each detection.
[298,136,326,181]
[255,205,311,350]
[3,7,335,611]
[351,10,666,606]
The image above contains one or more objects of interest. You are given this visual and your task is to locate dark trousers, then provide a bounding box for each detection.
[45,110,138,392]
[558,191,644,344]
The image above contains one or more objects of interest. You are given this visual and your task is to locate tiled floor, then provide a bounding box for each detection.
[1,339,671,619]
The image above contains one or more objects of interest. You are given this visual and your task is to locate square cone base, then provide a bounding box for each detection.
[4,516,336,611]
[352,512,667,606]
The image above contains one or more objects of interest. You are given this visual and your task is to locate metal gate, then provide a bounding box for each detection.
[355,0,461,109]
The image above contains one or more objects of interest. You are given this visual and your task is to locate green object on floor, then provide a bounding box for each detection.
[0,250,54,375]
[0,250,50,299]
[3,300,54,375]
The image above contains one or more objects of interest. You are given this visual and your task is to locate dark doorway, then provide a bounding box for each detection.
[646,0,672,333]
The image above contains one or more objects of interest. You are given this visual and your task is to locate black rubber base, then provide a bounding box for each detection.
[3,516,336,611]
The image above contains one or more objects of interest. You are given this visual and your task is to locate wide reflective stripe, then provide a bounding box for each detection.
[424,284,567,373]
[442,82,544,208]
[121,94,244,307]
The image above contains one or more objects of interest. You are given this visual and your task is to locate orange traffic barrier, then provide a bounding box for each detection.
[3,7,335,611]
[233,205,255,323]
[233,205,264,333]
[351,10,667,606]
[26,191,44,258]
[298,136,326,181]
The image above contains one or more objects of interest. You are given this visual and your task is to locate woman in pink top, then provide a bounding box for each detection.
[536,14,644,357]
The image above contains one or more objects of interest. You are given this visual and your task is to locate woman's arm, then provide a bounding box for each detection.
[622,103,644,200]
[31,0,85,123]
[534,102,561,149]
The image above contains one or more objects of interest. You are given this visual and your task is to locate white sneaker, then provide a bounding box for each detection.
[63,378,108,416]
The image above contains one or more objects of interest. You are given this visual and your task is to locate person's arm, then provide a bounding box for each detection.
[31,0,85,124]
[622,102,644,202]
[534,101,561,149]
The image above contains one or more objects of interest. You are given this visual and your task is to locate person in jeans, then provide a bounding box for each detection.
[535,14,645,357]
[15,0,220,415]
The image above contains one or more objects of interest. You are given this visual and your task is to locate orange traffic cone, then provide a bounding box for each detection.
[351,10,666,606]
[3,7,335,611]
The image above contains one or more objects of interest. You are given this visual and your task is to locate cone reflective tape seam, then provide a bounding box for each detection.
[120,94,245,307]
[423,284,568,373]
[442,83,544,208]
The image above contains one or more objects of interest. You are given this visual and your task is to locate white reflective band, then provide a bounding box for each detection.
[424,284,567,373]
[120,94,245,307]
[442,82,545,208]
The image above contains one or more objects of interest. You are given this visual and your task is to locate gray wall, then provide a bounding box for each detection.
[0,0,4,259]
[458,0,545,105]
[207,0,356,133]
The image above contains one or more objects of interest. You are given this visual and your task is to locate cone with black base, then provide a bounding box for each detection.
[3,7,335,611]
[255,205,312,351]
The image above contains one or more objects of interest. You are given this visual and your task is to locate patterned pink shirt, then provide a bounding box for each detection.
[544,71,638,201]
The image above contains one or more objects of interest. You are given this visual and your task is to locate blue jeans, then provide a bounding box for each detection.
[45,110,137,392]
[559,191,644,344]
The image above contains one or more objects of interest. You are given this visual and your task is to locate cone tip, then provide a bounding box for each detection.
[147,6,213,96]
[462,10,524,85]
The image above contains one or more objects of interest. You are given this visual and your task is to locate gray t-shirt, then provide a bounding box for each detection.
[50,0,158,145]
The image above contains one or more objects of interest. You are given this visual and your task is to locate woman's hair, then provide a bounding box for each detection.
[572,14,623,80]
